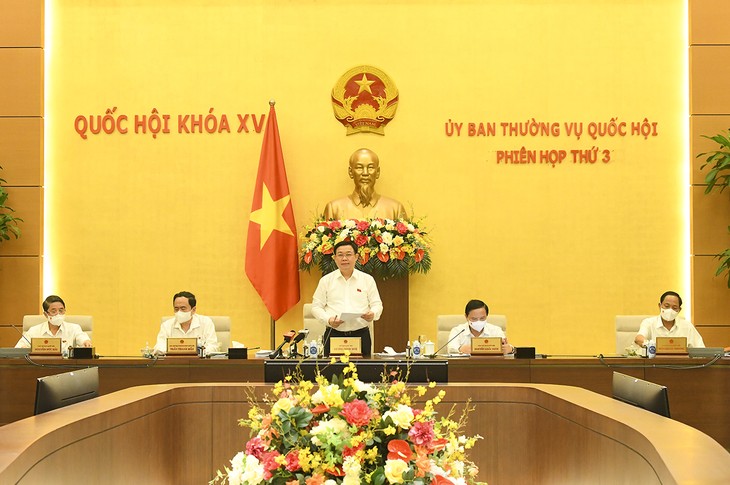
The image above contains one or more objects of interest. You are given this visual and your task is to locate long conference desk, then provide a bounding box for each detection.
[1,354,730,451]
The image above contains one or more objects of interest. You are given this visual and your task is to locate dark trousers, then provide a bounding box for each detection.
[323,326,372,358]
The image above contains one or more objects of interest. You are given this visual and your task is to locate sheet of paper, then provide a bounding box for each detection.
[338,312,362,322]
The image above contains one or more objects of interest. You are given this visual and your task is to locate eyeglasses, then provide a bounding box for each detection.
[335,252,355,259]
[46,309,66,316]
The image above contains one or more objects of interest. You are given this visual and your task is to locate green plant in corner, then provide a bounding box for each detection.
[697,129,730,287]
[0,165,23,242]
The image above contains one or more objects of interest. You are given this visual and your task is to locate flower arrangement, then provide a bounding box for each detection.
[214,357,483,485]
[299,217,432,280]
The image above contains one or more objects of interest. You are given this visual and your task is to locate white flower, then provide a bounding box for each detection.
[379,243,389,254]
[407,223,415,231]
[383,404,414,428]
[317,225,326,233]
[311,417,349,446]
[381,232,393,245]
[231,454,264,485]
[336,228,350,242]
[227,452,246,485]
[343,456,361,485]
[352,379,375,395]
[370,219,383,229]
[344,219,357,229]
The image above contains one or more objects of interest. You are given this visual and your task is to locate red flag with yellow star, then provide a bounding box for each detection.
[245,102,300,320]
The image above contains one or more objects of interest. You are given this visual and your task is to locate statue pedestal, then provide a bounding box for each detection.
[373,277,409,353]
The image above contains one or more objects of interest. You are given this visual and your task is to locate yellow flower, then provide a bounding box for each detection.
[271,397,293,416]
[416,386,426,396]
[428,381,436,388]
[384,459,409,484]
[384,425,396,436]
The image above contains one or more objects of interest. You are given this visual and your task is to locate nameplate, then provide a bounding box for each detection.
[655,337,687,355]
[329,337,361,356]
[167,337,197,355]
[471,337,503,355]
[31,338,62,355]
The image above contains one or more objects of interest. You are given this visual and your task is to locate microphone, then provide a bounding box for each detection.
[291,329,309,345]
[270,330,296,359]
[12,325,32,347]
[426,328,465,358]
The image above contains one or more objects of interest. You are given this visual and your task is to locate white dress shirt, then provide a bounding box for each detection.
[447,321,506,354]
[154,314,218,353]
[637,316,705,348]
[311,269,383,332]
[15,321,91,349]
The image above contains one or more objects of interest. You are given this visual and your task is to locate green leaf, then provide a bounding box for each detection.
[372,467,386,485]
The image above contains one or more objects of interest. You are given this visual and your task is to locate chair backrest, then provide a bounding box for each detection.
[303,303,374,355]
[23,315,94,341]
[436,314,507,351]
[615,315,653,354]
[161,315,231,351]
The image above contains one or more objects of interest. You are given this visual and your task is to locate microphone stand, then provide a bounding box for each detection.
[425,328,466,358]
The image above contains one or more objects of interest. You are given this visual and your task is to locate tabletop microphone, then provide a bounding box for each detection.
[426,328,465,358]
[270,330,296,359]
[12,325,32,347]
[291,329,309,345]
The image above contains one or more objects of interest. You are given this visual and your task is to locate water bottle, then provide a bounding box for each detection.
[317,336,324,358]
[308,340,318,358]
[412,339,422,359]
[405,341,412,358]
[647,340,656,359]
[197,337,205,358]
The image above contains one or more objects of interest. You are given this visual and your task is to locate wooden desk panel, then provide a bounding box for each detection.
[2,383,729,484]
[2,356,730,452]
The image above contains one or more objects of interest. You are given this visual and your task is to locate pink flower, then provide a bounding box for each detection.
[408,421,435,447]
[245,436,267,459]
[396,222,408,234]
[355,234,369,247]
[329,220,342,230]
[356,220,369,231]
[285,450,301,472]
[260,451,281,479]
[340,399,374,427]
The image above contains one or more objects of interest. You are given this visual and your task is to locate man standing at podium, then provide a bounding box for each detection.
[311,240,383,357]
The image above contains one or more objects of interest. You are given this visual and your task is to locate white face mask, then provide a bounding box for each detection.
[469,320,486,333]
[660,307,678,322]
[175,311,192,324]
[49,314,65,326]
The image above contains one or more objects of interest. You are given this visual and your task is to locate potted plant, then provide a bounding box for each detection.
[697,129,730,287]
[0,165,23,241]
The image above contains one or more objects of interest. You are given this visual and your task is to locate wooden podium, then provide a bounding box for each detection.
[372,276,409,353]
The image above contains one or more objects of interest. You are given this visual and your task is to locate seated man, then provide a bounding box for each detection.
[153,291,218,354]
[634,291,705,348]
[311,240,382,357]
[15,295,92,349]
[447,299,514,355]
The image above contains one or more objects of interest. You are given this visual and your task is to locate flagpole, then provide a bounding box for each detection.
[270,316,276,349]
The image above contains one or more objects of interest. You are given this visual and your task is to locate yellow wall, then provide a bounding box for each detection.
[45,0,687,356]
